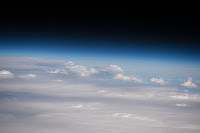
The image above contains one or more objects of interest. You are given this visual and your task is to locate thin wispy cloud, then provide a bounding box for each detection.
[0,56,64,70]
[176,103,187,107]
[19,74,36,79]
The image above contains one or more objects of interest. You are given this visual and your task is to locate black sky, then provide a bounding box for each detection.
[0,6,200,57]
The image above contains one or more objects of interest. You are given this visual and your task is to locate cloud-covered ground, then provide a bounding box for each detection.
[0,56,200,133]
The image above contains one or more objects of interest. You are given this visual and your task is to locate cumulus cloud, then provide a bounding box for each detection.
[50,61,98,77]
[151,78,167,85]
[98,65,143,82]
[49,61,143,82]
[19,74,36,79]
[0,70,13,79]
[98,65,123,73]
[114,73,143,82]
[65,61,99,77]
[181,77,198,88]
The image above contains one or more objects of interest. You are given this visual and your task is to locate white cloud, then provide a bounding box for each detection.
[50,69,68,74]
[98,65,143,82]
[114,73,143,82]
[65,61,91,77]
[111,113,155,121]
[169,93,200,101]
[181,77,198,88]
[19,74,36,79]
[71,104,84,109]
[71,104,94,110]
[49,61,143,82]
[50,61,98,77]
[99,64,123,73]
[151,78,167,85]
[50,69,60,73]
[0,70,13,79]
[90,68,98,73]
[169,95,190,100]
[176,103,187,107]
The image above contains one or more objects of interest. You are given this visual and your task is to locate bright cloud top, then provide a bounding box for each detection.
[99,64,123,73]
[49,61,142,82]
[19,74,36,79]
[65,61,99,77]
[114,73,143,82]
[0,70,13,79]
[50,69,68,74]
[151,78,167,85]
[50,61,98,77]
[181,77,198,88]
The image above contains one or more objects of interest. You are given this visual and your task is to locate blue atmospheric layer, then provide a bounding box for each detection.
[0,37,199,64]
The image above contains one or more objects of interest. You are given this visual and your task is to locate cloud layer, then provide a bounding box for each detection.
[1,78,200,133]
[0,56,200,133]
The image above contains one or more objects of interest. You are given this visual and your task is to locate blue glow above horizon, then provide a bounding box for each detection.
[0,37,200,64]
